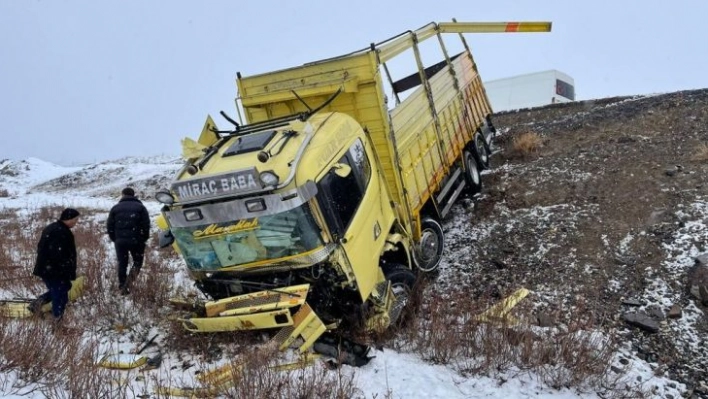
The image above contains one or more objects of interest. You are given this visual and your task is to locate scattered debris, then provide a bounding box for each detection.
[98,354,148,370]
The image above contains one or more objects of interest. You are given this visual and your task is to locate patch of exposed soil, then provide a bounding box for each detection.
[439,89,708,396]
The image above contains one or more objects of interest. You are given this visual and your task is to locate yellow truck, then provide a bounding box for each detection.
[156,21,551,360]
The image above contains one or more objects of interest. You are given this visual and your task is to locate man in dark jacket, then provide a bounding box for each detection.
[106,187,150,295]
[32,207,80,321]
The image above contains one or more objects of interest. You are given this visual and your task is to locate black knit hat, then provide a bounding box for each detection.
[59,208,80,221]
[121,187,135,196]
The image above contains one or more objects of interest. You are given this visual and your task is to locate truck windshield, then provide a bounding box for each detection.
[171,204,324,271]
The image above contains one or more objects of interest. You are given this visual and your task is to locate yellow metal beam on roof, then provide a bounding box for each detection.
[376,21,552,63]
[438,21,552,33]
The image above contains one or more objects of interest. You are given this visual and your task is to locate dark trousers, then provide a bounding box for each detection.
[41,278,71,319]
[115,241,145,289]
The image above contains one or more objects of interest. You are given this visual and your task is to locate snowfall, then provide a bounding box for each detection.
[0,156,697,399]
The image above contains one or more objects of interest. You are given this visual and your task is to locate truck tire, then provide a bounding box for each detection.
[464,149,482,195]
[413,218,445,273]
[383,264,416,326]
[473,131,490,169]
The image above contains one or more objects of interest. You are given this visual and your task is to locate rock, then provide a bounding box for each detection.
[696,382,708,394]
[623,311,660,333]
[610,365,623,374]
[690,285,701,300]
[536,312,555,327]
[614,254,637,265]
[696,254,708,266]
[622,298,643,307]
[668,304,683,319]
[647,304,666,321]
[665,166,680,176]
[490,258,507,270]
[701,286,708,306]
[687,264,708,305]
[646,210,669,226]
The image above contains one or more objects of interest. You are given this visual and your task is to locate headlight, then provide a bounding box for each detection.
[155,189,175,205]
[259,171,279,186]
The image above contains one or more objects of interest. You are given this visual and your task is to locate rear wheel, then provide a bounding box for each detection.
[473,131,490,169]
[413,217,444,273]
[463,149,482,195]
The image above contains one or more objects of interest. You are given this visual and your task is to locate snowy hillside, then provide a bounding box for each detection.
[0,157,82,193]
[0,155,181,213]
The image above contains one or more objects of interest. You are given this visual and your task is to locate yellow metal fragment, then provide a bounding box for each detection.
[475,288,529,325]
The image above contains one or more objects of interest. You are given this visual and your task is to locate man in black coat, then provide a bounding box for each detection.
[32,207,80,321]
[106,187,150,295]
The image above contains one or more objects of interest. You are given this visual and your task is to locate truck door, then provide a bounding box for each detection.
[317,139,387,300]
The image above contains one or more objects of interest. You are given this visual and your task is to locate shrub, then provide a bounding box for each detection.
[512,132,543,156]
[691,143,708,162]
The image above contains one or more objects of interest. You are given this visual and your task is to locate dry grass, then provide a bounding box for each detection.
[386,286,650,398]
[213,346,359,399]
[0,319,128,398]
[511,132,543,157]
[691,143,708,161]
[0,206,359,398]
[0,206,649,398]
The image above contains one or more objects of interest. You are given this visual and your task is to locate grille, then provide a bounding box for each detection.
[224,293,280,311]
[273,325,295,346]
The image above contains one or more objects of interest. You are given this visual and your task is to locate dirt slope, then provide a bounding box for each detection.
[440,89,708,395]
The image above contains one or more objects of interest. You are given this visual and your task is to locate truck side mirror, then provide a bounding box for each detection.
[158,230,175,248]
[332,163,352,178]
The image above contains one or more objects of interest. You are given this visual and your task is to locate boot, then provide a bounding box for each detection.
[51,315,64,333]
[126,268,140,291]
[126,266,140,286]
[27,293,51,315]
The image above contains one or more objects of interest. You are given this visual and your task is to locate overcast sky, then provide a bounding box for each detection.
[1,1,707,165]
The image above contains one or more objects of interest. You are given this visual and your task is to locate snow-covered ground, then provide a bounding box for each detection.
[0,156,689,398]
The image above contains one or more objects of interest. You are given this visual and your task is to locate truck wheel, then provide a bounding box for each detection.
[473,131,490,169]
[413,218,445,273]
[464,149,482,195]
[383,264,416,326]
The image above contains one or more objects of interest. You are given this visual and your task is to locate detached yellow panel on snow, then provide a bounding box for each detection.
[98,354,148,370]
[0,276,86,318]
[475,288,530,325]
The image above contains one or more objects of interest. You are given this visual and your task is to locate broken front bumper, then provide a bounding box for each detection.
[174,284,328,352]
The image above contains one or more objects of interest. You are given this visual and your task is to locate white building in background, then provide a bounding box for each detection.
[484,70,575,112]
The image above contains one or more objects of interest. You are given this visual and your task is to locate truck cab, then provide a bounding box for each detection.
[158,111,402,335]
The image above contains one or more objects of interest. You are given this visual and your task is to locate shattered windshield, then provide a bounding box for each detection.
[171,203,324,271]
